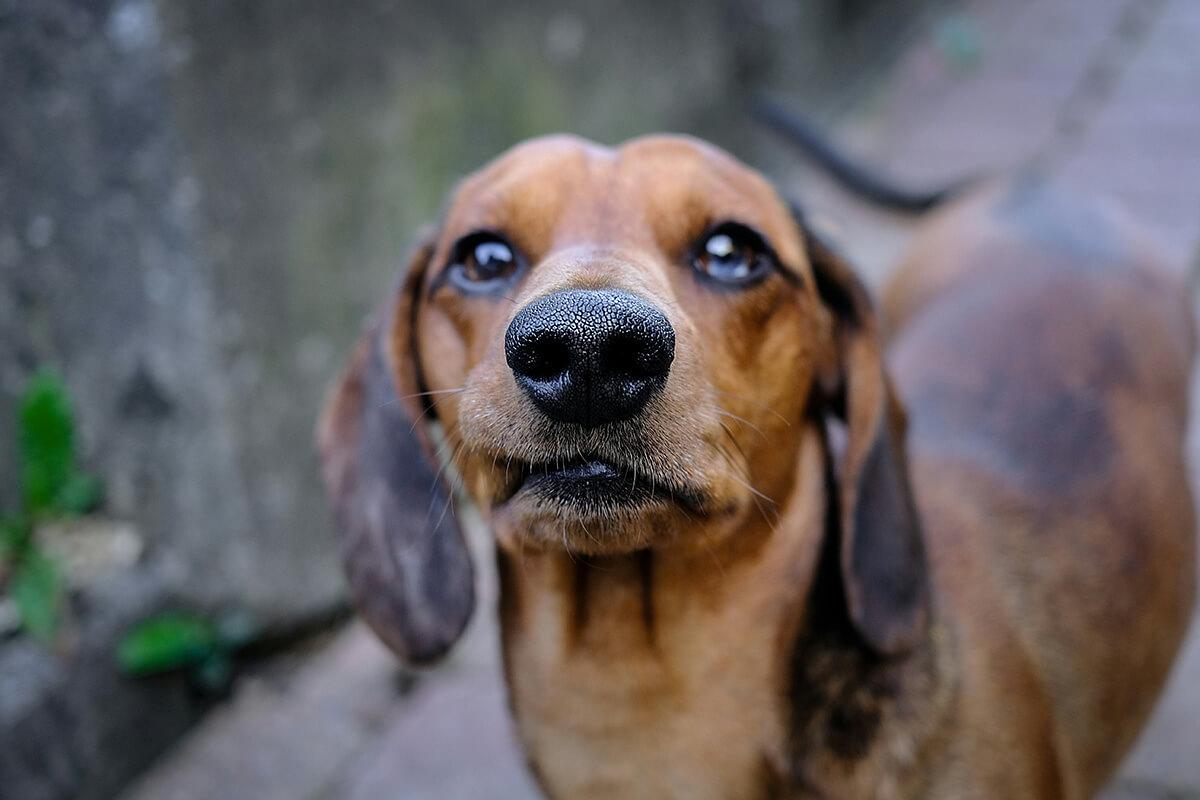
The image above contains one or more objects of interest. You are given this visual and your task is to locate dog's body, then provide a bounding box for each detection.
[319,130,1195,798]
[880,178,1195,798]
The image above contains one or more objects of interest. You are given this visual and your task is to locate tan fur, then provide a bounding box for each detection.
[319,139,1196,799]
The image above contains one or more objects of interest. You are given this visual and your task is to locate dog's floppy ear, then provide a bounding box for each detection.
[805,227,929,656]
[317,234,474,665]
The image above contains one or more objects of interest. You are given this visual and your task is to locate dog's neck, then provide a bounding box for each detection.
[494,425,952,799]
[496,428,837,798]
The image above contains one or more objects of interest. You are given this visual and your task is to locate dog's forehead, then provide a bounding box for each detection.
[453,133,780,208]
[440,134,807,273]
[460,134,613,189]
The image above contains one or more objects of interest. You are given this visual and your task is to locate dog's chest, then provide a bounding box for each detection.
[502,559,802,800]
[510,626,786,799]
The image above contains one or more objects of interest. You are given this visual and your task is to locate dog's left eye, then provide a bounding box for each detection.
[692,223,774,287]
[447,232,523,293]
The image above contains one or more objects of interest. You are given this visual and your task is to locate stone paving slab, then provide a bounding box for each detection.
[328,658,539,800]
[776,0,1200,282]
[118,624,403,800]
[1057,0,1200,268]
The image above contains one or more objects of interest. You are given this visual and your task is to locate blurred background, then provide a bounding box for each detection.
[1,0,1198,798]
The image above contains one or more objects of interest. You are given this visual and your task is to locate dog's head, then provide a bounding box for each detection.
[318,135,926,665]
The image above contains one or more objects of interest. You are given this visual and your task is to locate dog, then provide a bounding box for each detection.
[317,123,1196,798]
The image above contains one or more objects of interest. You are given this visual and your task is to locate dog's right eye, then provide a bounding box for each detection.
[691,222,775,289]
[447,232,523,293]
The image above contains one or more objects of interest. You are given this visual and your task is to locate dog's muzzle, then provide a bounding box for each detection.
[505,289,675,427]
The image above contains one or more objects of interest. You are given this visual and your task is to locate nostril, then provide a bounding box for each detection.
[600,329,674,378]
[506,320,574,382]
[519,335,571,380]
[600,332,639,377]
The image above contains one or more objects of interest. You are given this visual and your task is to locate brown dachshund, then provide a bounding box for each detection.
[317,128,1196,798]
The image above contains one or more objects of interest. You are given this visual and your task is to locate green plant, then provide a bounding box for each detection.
[1,370,102,641]
[116,610,259,692]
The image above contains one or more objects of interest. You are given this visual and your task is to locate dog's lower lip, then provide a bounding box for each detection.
[498,455,704,512]
[514,457,665,509]
[522,458,633,498]
[529,459,621,481]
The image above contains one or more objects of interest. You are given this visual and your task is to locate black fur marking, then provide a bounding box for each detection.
[637,548,656,646]
[788,459,890,764]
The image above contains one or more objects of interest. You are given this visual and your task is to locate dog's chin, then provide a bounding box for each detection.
[489,455,705,555]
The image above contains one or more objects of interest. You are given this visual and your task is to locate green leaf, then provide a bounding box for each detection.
[11,548,62,642]
[19,372,77,515]
[53,473,103,516]
[16,370,103,519]
[116,612,220,676]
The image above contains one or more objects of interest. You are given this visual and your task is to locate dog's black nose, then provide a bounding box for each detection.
[505,289,675,427]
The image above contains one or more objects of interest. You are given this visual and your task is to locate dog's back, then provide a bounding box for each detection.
[884,178,1196,796]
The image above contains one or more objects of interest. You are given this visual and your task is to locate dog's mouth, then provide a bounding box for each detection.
[502,454,704,514]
